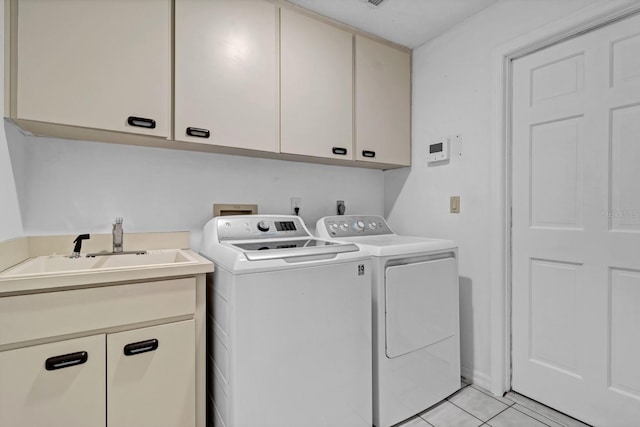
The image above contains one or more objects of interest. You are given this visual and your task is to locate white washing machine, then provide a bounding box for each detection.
[200,215,372,427]
[317,215,460,427]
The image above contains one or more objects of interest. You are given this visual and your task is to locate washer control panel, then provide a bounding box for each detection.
[217,215,309,241]
[317,215,392,238]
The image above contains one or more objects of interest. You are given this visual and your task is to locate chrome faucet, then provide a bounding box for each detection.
[113,217,123,253]
[85,217,146,258]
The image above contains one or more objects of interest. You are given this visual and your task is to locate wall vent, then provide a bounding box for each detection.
[367,0,384,6]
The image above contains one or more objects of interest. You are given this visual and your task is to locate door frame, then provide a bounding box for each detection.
[488,0,640,396]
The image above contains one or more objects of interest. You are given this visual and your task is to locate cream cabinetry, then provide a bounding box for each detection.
[280,8,354,160]
[14,0,171,137]
[174,0,278,151]
[0,278,198,427]
[8,1,411,169]
[0,335,106,427]
[355,35,411,166]
[107,320,195,427]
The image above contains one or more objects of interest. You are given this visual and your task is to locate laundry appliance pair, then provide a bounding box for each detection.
[200,214,459,427]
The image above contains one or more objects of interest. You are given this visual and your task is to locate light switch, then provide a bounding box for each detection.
[450,196,460,213]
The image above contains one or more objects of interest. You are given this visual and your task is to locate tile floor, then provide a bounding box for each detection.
[395,380,592,427]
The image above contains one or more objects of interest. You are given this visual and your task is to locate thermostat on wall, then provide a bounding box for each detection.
[427,139,450,163]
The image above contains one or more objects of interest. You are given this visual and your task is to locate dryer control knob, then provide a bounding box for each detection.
[339,222,349,232]
[257,221,270,232]
[368,221,377,230]
[329,223,338,232]
[354,220,365,231]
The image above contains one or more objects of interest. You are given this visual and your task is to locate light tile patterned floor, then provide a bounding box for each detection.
[396,380,592,427]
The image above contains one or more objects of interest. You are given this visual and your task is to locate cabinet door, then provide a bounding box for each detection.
[281,9,354,160]
[0,335,106,427]
[355,36,411,166]
[16,0,171,137]
[107,320,195,427]
[175,0,278,151]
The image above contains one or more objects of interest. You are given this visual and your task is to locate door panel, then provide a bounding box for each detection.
[609,268,640,400]
[610,104,640,231]
[107,320,195,427]
[529,117,583,228]
[174,0,278,151]
[529,259,583,377]
[0,335,106,427]
[355,35,411,165]
[280,8,353,160]
[16,0,170,137]
[512,12,640,427]
[385,258,457,358]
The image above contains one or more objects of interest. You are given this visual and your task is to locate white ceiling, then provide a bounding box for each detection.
[286,0,499,49]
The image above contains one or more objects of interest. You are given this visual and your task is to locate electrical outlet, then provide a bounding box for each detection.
[291,197,302,215]
[450,196,460,213]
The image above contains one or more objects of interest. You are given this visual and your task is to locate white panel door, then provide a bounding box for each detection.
[280,8,354,160]
[107,320,195,427]
[512,12,640,427]
[0,335,106,427]
[175,0,278,151]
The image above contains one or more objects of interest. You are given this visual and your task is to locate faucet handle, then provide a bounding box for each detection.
[71,234,90,258]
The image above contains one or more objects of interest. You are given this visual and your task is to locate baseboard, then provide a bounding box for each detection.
[461,367,492,393]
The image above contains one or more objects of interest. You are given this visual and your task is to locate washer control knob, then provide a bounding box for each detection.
[329,223,338,232]
[354,220,365,231]
[368,221,377,230]
[257,221,270,232]
[339,222,349,232]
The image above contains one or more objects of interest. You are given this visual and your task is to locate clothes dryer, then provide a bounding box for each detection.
[317,215,460,427]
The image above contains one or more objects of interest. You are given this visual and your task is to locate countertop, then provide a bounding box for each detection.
[0,233,213,296]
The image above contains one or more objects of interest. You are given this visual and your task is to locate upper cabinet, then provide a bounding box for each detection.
[280,9,354,160]
[355,35,411,166]
[15,0,171,137]
[174,0,278,152]
[9,1,411,169]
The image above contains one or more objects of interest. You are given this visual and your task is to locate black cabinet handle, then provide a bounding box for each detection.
[127,116,156,129]
[332,147,348,156]
[124,339,159,356]
[186,127,210,138]
[362,150,376,158]
[45,351,88,371]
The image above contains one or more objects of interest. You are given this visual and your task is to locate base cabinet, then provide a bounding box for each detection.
[0,321,195,427]
[0,335,106,427]
[0,277,200,427]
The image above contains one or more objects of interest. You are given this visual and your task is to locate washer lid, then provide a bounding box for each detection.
[230,239,359,261]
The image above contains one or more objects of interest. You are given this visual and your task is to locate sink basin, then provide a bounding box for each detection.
[0,256,101,276]
[0,250,198,278]
[91,250,196,269]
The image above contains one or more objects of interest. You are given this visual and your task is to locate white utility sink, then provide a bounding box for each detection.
[91,250,196,269]
[0,250,198,278]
